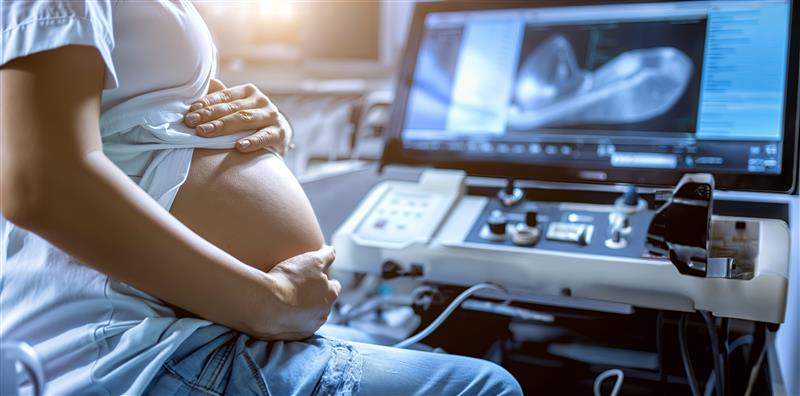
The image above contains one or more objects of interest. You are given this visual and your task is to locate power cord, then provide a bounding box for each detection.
[393,283,506,349]
[593,369,624,396]
[703,335,754,396]
[334,285,437,324]
[744,323,767,396]
[656,312,667,386]
[683,312,766,396]
[679,313,702,396]
[700,311,725,396]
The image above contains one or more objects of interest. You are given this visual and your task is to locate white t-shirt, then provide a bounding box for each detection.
[1,1,257,394]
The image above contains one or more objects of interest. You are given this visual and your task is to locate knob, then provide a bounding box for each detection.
[513,222,540,246]
[525,211,538,227]
[622,186,639,206]
[488,215,507,235]
[612,229,622,243]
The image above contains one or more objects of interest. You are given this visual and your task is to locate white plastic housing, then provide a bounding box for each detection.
[332,173,790,324]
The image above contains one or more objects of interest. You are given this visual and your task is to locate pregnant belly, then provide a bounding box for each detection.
[170,149,324,271]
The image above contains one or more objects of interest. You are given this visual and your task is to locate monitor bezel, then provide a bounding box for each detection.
[382,0,799,193]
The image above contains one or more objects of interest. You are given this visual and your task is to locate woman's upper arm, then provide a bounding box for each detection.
[0,45,106,224]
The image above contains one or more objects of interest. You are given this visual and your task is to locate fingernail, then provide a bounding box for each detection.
[238,139,251,149]
[197,123,215,135]
[185,113,200,125]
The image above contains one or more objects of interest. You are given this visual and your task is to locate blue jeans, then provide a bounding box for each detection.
[144,324,522,396]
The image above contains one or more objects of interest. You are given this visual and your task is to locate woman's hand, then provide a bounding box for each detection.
[184,79,292,154]
[259,246,341,340]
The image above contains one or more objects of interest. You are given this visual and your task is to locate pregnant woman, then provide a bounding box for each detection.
[0,1,521,395]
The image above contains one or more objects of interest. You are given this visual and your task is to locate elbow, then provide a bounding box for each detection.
[0,149,96,229]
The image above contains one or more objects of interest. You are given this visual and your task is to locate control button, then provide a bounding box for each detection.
[765,144,777,155]
[568,213,594,223]
[546,222,593,245]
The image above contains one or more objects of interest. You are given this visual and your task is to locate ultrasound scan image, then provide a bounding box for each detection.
[508,35,693,130]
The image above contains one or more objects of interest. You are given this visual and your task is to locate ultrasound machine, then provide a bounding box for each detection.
[330,1,799,395]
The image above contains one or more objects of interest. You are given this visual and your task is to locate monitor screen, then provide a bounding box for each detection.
[385,0,798,192]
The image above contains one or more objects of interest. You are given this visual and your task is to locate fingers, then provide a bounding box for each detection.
[184,97,268,128]
[189,83,257,112]
[186,82,291,150]
[236,125,286,152]
[207,78,226,94]
[328,278,342,297]
[311,245,336,271]
[194,108,278,137]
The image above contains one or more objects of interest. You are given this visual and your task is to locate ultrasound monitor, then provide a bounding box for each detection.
[383,0,799,192]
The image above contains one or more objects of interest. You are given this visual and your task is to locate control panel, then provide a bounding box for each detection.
[467,199,651,259]
[332,170,790,324]
[355,190,446,244]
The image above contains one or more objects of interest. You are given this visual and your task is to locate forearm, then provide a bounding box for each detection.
[16,148,279,336]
